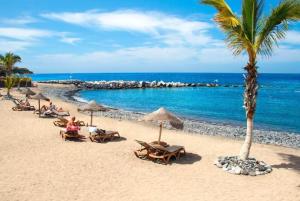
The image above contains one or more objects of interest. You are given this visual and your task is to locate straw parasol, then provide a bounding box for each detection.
[78,100,107,126]
[20,88,36,97]
[31,93,50,117]
[142,107,183,143]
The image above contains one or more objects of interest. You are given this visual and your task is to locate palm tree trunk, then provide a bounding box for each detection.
[7,88,11,97]
[239,61,258,160]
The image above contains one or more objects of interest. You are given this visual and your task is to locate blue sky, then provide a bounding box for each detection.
[0,0,299,73]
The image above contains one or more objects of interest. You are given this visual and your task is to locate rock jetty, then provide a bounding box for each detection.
[37,80,242,90]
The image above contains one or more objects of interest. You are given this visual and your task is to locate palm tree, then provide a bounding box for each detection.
[0,52,22,76]
[4,76,17,97]
[201,0,300,160]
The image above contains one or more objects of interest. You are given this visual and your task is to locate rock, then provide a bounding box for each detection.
[233,166,242,175]
[216,163,223,168]
[258,165,267,171]
[222,165,229,171]
[241,169,249,175]
[249,171,257,176]
[139,81,146,88]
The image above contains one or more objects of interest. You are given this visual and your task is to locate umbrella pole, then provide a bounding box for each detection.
[90,111,93,126]
[158,122,162,143]
[38,100,41,118]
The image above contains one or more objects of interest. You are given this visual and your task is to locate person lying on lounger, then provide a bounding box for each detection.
[41,101,67,113]
[20,98,30,107]
[66,117,80,134]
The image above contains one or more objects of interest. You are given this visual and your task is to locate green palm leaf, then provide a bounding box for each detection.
[201,0,252,55]
[256,0,300,56]
[0,52,22,75]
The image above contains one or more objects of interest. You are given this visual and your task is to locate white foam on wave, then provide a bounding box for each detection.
[73,96,89,103]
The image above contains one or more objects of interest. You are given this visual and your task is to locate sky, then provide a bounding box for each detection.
[0,0,299,73]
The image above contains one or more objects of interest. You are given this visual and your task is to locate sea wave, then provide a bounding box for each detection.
[72,96,89,103]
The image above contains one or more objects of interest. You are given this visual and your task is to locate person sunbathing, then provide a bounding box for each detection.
[20,98,30,107]
[66,117,80,134]
[41,101,66,113]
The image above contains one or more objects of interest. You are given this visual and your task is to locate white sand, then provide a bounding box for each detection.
[0,87,299,201]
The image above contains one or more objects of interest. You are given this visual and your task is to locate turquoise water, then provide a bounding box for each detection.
[30,73,300,133]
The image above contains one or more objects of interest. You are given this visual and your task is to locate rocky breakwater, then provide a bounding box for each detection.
[79,80,213,89]
[38,80,222,89]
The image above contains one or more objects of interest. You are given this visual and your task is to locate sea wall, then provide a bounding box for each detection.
[37,80,242,89]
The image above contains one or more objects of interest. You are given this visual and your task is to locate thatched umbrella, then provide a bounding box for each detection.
[31,93,50,117]
[142,107,183,144]
[20,88,36,97]
[78,100,107,126]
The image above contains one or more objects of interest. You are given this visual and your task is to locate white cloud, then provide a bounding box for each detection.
[0,27,52,41]
[60,36,81,45]
[0,40,32,52]
[0,16,37,25]
[28,46,199,72]
[26,42,300,73]
[41,10,215,46]
[282,31,300,45]
[0,27,81,51]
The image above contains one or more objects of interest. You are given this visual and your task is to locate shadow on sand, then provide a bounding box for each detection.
[272,153,300,174]
[173,152,202,165]
[89,136,127,143]
[63,137,87,142]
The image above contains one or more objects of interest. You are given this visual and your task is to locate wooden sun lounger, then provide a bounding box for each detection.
[134,140,185,164]
[12,99,35,111]
[89,129,120,143]
[51,110,70,117]
[134,140,157,159]
[148,144,185,164]
[59,129,85,141]
[53,117,85,127]
[39,111,57,118]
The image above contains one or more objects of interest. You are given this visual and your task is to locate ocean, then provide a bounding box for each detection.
[29,73,300,133]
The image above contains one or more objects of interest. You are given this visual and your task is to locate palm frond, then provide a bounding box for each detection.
[256,0,300,56]
[201,0,252,55]
[0,52,22,75]
[242,0,264,44]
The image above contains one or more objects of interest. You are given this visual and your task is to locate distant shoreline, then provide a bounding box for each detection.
[38,83,300,149]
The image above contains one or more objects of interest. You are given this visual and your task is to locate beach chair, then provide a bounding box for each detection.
[134,140,157,159]
[89,128,120,143]
[59,128,85,141]
[148,144,185,164]
[53,117,85,127]
[51,110,70,117]
[39,110,57,118]
[12,99,35,111]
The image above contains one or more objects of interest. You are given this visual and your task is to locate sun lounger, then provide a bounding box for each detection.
[51,110,70,117]
[134,140,157,159]
[134,140,185,164]
[39,110,57,118]
[53,117,85,127]
[59,128,85,141]
[148,144,185,164]
[89,127,120,143]
[12,99,35,111]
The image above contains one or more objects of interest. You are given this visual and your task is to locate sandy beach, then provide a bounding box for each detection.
[0,87,299,201]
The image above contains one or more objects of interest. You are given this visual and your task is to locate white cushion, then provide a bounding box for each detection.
[88,126,97,133]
